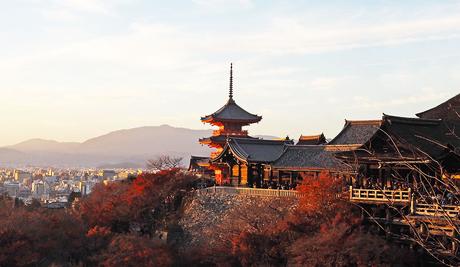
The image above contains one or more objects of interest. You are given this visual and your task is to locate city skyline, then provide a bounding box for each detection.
[1,0,460,146]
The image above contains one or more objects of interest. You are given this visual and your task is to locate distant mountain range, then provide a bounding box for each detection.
[0,125,277,168]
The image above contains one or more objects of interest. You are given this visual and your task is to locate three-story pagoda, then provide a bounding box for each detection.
[199,63,262,182]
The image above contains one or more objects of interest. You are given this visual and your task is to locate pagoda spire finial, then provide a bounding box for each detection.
[229,63,233,99]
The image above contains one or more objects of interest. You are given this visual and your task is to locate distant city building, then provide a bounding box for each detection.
[102,170,116,180]
[78,181,94,196]
[4,181,20,197]
[44,176,58,184]
[32,181,46,197]
[14,170,31,182]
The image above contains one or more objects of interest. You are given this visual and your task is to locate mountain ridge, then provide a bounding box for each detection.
[1,125,278,168]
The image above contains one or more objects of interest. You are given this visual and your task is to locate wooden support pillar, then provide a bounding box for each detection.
[238,163,241,185]
[248,164,253,187]
[257,164,261,187]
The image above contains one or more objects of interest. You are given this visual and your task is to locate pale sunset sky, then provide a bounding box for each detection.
[1,0,460,146]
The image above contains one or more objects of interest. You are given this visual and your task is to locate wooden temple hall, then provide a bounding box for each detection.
[189,65,460,256]
[190,65,460,192]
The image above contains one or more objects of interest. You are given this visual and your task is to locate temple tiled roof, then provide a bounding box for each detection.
[381,114,460,159]
[188,156,210,170]
[328,120,382,145]
[201,98,262,123]
[338,114,460,162]
[416,93,460,121]
[272,145,351,171]
[296,133,327,145]
[212,138,293,163]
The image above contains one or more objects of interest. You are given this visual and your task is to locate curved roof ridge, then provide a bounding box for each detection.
[230,137,292,144]
[416,93,460,118]
[201,98,262,123]
[345,119,382,126]
[383,114,441,125]
[299,133,325,140]
[228,138,250,158]
[329,118,381,145]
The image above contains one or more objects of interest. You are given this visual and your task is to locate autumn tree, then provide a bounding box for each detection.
[0,203,88,266]
[78,169,196,234]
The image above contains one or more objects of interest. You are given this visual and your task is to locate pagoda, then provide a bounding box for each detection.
[199,63,262,182]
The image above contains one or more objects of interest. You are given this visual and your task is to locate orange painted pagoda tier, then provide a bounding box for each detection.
[199,63,262,183]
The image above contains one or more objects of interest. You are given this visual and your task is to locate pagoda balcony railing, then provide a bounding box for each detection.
[349,186,411,204]
[415,203,460,218]
[212,130,248,137]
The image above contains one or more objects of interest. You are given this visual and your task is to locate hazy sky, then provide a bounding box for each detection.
[1,0,460,146]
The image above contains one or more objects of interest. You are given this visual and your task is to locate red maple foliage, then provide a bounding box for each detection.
[78,169,195,232]
[296,171,342,217]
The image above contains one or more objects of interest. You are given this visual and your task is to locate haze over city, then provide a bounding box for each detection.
[1,0,460,146]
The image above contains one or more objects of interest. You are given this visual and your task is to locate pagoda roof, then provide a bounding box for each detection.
[211,137,293,164]
[416,93,460,121]
[201,98,262,124]
[199,135,257,144]
[328,120,382,145]
[296,133,327,145]
[201,63,262,124]
[272,145,352,171]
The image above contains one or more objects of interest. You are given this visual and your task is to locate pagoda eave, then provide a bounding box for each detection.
[200,117,262,125]
[199,138,225,147]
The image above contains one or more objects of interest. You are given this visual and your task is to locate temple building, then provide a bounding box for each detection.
[271,144,353,186]
[198,64,264,184]
[337,113,460,190]
[328,119,382,146]
[296,134,327,145]
[211,137,293,186]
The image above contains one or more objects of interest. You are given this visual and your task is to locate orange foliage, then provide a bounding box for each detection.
[297,171,342,219]
[78,169,195,232]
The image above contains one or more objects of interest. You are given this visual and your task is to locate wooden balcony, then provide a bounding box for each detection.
[425,224,457,237]
[349,186,411,204]
[415,203,460,218]
[212,130,248,137]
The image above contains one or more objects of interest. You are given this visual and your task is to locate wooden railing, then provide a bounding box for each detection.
[212,130,248,136]
[415,203,460,218]
[198,186,301,198]
[426,224,457,237]
[349,186,411,203]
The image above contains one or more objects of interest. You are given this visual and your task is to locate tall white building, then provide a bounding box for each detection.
[31,181,46,198]
[79,181,94,196]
